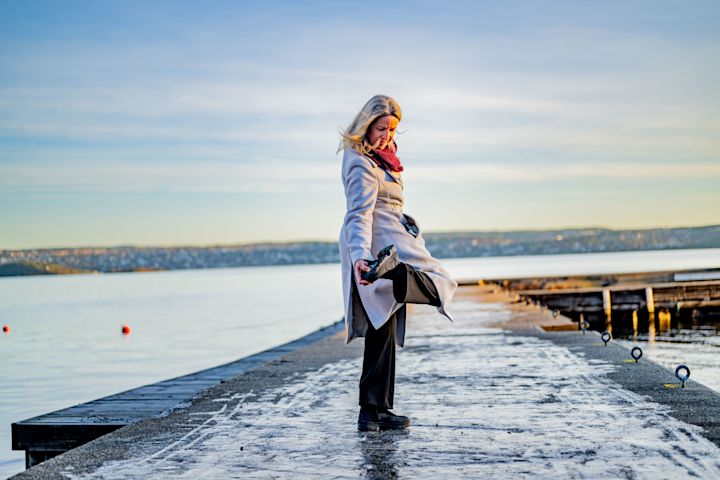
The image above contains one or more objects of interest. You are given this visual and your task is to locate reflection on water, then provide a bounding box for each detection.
[358,430,406,480]
[611,307,719,342]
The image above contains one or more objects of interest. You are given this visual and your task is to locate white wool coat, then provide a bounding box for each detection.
[338,148,457,347]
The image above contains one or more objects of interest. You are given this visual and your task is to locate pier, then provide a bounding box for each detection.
[10,282,720,479]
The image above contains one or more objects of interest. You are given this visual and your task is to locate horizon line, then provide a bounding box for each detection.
[2,222,718,253]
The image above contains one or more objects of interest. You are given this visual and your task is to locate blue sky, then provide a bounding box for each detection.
[1,0,718,249]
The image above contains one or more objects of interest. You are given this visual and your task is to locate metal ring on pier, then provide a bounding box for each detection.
[631,347,642,362]
[580,321,590,334]
[675,365,690,388]
[601,331,611,346]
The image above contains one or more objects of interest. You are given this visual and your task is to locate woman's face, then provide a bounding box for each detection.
[367,115,399,150]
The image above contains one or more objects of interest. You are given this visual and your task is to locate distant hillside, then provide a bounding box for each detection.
[423,224,720,258]
[1,225,718,276]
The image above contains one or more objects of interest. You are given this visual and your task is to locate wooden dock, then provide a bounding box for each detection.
[504,275,720,335]
[517,279,720,312]
[11,320,343,469]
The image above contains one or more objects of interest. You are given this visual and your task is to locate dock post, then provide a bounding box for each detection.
[659,310,671,333]
[646,287,656,342]
[648,311,656,343]
[603,289,612,334]
[632,309,639,339]
[26,450,64,469]
[645,287,655,314]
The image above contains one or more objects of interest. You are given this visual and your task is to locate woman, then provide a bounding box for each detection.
[338,95,457,432]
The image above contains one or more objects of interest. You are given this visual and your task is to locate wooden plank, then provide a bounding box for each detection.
[12,423,123,450]
[517,279,720,296]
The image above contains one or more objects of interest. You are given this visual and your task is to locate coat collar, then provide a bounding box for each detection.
[384,168,403,186]
[357,152,403,186]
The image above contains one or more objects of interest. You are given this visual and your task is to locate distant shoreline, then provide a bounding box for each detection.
[3,225,719,277]
[2,243,720,278]
[4,224,720,254]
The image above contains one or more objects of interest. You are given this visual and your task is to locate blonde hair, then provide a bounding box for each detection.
[338,95,402,155]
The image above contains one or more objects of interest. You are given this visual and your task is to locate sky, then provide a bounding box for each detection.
[1,0,719,250]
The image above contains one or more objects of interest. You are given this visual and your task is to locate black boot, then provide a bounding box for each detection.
[376,407,411,430]
[358,405,410,431]
[358,405,381,432]
[361,245,400,283]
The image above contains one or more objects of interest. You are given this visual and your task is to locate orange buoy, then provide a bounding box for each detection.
[121,325,131,335]
[2,325,9,334]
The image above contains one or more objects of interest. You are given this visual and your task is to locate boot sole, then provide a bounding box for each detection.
[358,422,381,432]
[358,421,410,431]
[361,246,399,282]
[379,421,410,430]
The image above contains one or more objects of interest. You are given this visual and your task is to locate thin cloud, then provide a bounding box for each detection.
[409,162,720,185]
[0,161,338,193]
[2,159,719,194]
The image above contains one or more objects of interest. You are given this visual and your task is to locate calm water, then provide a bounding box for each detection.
[2,248,720,478]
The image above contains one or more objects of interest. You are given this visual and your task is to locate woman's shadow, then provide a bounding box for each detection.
[358,429,409,479]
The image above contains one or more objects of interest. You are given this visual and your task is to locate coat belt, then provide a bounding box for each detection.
[376,200,402,210]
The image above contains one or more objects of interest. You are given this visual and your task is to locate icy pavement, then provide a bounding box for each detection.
[59,299,720,480]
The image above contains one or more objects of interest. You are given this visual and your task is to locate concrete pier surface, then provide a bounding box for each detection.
[12,286,720,479]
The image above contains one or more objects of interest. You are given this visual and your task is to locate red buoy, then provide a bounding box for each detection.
[2,325,9,334]
[121,325,131,335]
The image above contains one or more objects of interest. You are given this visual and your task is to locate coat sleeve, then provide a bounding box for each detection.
[343,156,379,265]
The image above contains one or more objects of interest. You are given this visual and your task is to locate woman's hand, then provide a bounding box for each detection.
[354,259,372,286]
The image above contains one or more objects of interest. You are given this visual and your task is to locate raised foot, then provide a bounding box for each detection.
[361,245,400,283]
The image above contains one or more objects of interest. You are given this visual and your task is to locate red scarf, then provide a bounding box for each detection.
[369,140,404,172]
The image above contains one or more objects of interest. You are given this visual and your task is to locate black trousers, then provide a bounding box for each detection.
[359,264,441,409]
